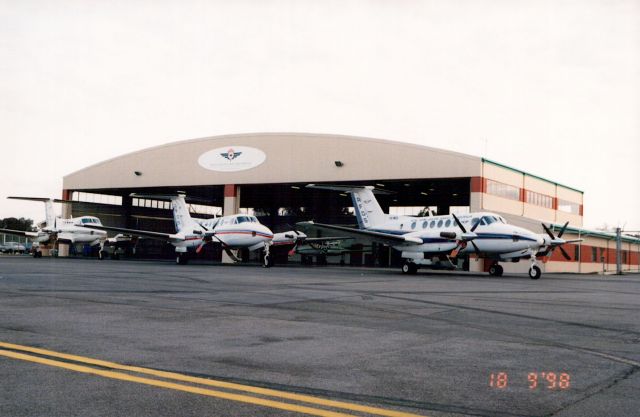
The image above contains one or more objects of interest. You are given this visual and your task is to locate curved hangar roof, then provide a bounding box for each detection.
[63,133,482,190]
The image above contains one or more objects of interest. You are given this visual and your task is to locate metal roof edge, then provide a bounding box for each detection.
[550,223,640,244]
[482,158,583,194]
[64,132,482,182]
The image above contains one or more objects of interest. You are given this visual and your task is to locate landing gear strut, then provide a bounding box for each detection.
[262,243,272,268]
[401,261,418,275]
[488,263,504,277]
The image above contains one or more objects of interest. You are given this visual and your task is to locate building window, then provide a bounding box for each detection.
[486,179,520,201]
[558,199,580,214]
[526,190,553,208]
[592,247,598,262]
[574,245,580,262]
[71,191,122,206]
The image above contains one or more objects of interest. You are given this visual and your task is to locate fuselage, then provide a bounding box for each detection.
[172,214,274,250]
[369,212,543,256]
[36,216,107,245]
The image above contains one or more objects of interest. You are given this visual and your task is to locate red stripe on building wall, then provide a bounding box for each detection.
[546,243,640,266]
[62,189,71,200]
[224,184,237,198]
[470,177,483,193]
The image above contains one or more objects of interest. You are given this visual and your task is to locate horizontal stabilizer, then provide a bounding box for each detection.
[8,196,53,202]
[305,184,394,195]
[0,228,40,238]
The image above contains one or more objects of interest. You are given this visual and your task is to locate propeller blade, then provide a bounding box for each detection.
[470,218,481,232]
[559,246,571,260]
[451,213,467,233]
[557,221,569,238]
[196,241,206,254]
[541,223,556,240]
[223,247,242,262]
[470,241,480,253]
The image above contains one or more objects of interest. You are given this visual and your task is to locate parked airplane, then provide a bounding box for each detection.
[303,185,580,279]
[81,193,287,267]
[0,197,108,257]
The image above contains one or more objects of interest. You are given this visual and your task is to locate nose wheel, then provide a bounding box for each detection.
[529,265,541,279]
[488,263,503,277]
[401,261,418,275]
[176,253,189,265]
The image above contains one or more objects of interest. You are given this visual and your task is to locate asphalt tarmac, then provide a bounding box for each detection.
[0,256,639,417]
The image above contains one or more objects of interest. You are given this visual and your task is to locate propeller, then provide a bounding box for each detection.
[287,230,307,256]
[540,221,574,260]
[450,213,481,253]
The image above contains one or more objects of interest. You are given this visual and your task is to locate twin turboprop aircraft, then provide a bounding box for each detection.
[81,193,308,267]
[304,185,581,279]
[0,197,108,257]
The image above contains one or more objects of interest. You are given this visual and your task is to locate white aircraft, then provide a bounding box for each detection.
[81,193,289,267]
[303,185,581,279]
[0,197,108,257]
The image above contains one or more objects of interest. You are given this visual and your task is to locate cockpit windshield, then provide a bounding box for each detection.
[481,216,497,225]
[81,218,99,224]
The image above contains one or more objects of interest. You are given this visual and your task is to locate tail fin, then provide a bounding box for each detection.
[171,195,193,232]
[129,193,195,233]
[305,184,389,229]
[8,197,57,229]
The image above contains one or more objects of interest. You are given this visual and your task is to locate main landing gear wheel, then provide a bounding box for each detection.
[262,253,271,268]
[402,262,418,275]
[33,251,42,258]
[488,264,503,277]
[176,254,189,265]
[529,265,541,280]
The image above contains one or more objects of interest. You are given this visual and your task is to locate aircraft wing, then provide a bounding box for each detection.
[81,224,175,240]
[0,228,40,238]
[303,237,354,243]
[302,222,422,245]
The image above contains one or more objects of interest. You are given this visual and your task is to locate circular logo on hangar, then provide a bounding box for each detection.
[198,146,267,172]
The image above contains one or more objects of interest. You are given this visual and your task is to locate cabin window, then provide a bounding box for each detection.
[422,221,427,229]
[445,219,451,227]
[437,220,443,228]
[430,221,435,228]
[411,222,416,229]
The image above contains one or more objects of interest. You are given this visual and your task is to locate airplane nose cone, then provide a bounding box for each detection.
[260,225,274,240]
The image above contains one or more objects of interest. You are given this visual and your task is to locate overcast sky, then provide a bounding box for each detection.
[1,0,638,230]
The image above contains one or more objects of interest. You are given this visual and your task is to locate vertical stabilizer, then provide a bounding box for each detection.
[349,187,386,229]
[44,199,56,229]
[171,195,195,233]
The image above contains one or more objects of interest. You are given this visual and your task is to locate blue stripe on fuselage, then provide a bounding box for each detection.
[369,229,537,243]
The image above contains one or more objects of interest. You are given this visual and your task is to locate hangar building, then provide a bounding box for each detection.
[62,133,640,274]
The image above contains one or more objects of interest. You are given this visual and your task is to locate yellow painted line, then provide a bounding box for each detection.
[0,349,356,417]
[0,342,427,417]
